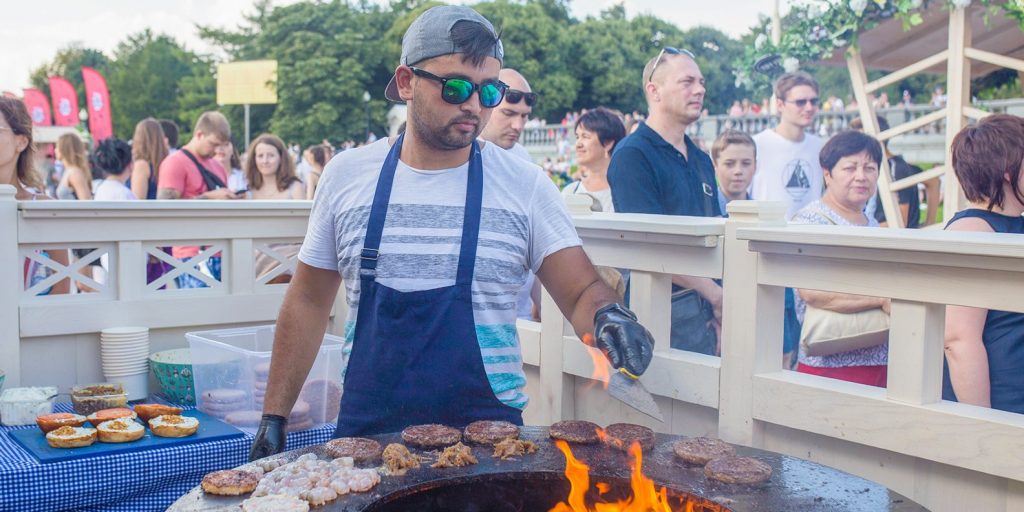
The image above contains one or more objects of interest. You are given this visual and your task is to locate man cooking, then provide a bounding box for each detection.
[249,5,655,460]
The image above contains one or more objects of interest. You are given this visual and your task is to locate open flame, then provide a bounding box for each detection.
[582,334,610,390]
[549,439,678,512]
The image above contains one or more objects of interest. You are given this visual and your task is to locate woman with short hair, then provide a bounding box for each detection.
[92,138,136,201]
[129,118,168,200]
[793,130,891,387]
[943,114,1024,414]
[562,107,626,212]
[55,132,93,200]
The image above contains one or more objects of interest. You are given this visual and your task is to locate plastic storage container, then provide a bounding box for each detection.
[0,386,58,426]
[70,383,129,416]
[187,325,344,433]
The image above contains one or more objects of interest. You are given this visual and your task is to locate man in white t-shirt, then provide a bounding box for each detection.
[250,5,655,458]
[480,67,536,162]
[750,71,825,220]
[750,71,825,369]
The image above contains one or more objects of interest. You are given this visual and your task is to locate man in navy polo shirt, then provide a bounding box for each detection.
[608,47,722,355]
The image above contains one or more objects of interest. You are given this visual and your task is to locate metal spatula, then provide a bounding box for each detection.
[608,368,664,422]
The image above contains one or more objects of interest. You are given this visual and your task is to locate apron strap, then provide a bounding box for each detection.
[455,141,483,286]
[360,135,484,285]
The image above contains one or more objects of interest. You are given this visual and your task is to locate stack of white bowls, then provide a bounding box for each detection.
[100,326,150,400]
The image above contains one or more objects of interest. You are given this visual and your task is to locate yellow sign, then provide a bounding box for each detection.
[216,60,278,105]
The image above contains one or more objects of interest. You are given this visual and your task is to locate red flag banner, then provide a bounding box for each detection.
[21,88,52,126]
[81,66,112,141]
[48,76,80,126]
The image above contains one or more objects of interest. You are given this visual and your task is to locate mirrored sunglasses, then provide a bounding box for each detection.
[647,47,696,83]
[409,66,508,108]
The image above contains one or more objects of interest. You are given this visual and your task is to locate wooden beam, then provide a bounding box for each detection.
[0,187,20,386]
[847,48,903,228]
[944,6,972,223]
[877,110,947,141]
[865,50,950,93]
[889,166,946,192]
[963,106,990,120]
[964,47,1024,73]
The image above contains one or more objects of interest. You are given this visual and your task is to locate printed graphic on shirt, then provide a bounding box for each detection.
[782,158,814,201]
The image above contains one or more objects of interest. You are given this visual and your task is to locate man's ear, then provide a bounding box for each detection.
[395,65,415,102]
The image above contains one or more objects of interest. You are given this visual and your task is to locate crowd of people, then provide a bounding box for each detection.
[1,3,1022,421]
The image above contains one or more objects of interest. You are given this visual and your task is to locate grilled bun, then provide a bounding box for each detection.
[87,408,137,426]
[46,426,98,448]
[96,418,145,443]
[36,413,87,433]
[134,404,183,423]
[149,414,199,437]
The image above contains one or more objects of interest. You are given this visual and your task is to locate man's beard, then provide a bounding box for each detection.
[409,102,481,151]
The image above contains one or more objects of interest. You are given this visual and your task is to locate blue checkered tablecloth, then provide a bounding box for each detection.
[0,403,334,512]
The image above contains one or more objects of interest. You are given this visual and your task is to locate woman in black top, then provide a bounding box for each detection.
[943,114,1024,414]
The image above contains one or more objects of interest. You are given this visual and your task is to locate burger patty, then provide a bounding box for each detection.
[324,437,383,464]
[548,420,601,444]
[201,469,260,496]
[401,424,462,448]
[601,423,655,452]
[672,437,736,465]
[704,456,773,484]
[464,420,520,445]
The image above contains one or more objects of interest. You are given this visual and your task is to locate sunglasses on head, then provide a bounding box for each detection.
[786,97,820,108]
[505,89,537,107]
[409,66,508,108]
[646,46,696,83]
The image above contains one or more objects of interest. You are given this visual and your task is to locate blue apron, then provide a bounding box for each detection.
[335,135,524,436]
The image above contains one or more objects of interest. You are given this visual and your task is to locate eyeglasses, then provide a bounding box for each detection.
[786,97,820,108]
[646,46,696,83]
[409,67,508,108]
[505,90,537,107]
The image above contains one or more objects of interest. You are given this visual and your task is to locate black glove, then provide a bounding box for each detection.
[248,414,287,462]
[593,303,654,377]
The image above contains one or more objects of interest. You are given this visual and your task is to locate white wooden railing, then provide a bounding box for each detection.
[3,185,1024,510]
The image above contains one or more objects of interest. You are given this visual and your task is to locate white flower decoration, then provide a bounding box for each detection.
[950,0,972,8]
[909,0,923,8]
[850,0,868,15]
[734,70,748,88]
[755,34,768,50]
[783,57,800,72]
[807,4,823,18]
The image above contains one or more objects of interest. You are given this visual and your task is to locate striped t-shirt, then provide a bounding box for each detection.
[298,138,581,410]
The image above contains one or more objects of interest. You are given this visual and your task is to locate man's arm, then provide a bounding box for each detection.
[262,261,342,417]
[536,246,655,376]
[156,188,180,199]
[535,246,619,336]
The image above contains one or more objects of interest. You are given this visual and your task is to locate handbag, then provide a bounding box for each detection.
[668,162,720,355]
[796,207,890,357]
[670,288,718,355]
[800,304,889,357]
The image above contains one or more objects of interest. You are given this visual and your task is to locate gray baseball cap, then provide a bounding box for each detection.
[384,5,503,103]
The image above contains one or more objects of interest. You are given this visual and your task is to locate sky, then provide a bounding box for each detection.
[0,0,774,94]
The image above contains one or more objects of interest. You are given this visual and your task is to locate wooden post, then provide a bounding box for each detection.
[0,186,21,386]
[887,300,945,405]
[944,6,972,223]
[117,241,143,303]
[847,48,903,228]
[718,200,787,447]
[230,238,254,296]
[536,285,574,424]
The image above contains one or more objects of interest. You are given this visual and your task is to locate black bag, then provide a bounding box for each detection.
[180,149,227,192]
[670,288,718,355]
[668,159,719,355]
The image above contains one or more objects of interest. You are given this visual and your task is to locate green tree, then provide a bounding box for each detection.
[105,30,213,139]
[29,44,112,109]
